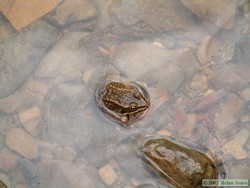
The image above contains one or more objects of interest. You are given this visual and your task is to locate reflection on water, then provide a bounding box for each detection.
[0,0,250,187]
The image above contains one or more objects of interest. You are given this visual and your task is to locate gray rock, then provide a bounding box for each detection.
[37,159,95,188]
[112,41,175,85]
[18,158,37,179]
[0,15,15,43]
[34,32,89,83]
[0,20,59,99]
[42,109,94,152]
[181,0,236,30]
[44,83,89,114]
[94,0,114,30]
[228,160,250,180]
[115,144,146,178]
[6,128,39,160]
[47,0,97,31]
[109,0,205,37]
[112,41,197,88]
[234,34,250,65]
[215,93,244,134]
[157,65,185,94]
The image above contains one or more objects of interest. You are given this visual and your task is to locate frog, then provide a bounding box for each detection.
[141,138,225,188]
[95,81,150,127]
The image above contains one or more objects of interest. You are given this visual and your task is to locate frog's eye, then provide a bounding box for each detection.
[133,92,141,100]
[129,102,138,109]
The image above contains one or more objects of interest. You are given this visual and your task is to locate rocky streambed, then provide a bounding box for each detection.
[0,0,250,188]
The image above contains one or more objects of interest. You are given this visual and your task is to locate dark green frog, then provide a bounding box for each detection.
[141,138,225,188]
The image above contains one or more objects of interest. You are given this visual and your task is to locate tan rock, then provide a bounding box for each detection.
[177,114,197,138]
[222,140,247,159]
[6,128,39,159]
[240,87,250,101]
[234,129,249,147]
[50,0,96,26]
[0,93,27,113]
[190,80,208,93]
[158,129,172,137]
[0,0,15,15]
[181,0,236,29]
[99,163,118,185]
[22,118,41,136]
[19,106,41,125]
[240,115,250,123]
[215,93,244,133]
[197,36,220,65]
[2,0,61,30]
[62,146,77,162]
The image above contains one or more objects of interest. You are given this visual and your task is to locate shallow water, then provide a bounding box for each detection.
[0,0,250,188]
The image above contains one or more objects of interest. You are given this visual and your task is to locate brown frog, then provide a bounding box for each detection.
[141,138,225,188]
[95,81,150,127]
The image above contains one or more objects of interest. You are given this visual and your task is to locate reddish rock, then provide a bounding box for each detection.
[1,0,61,30]
[185,89,226,113]
[197,36,220,65]
[0,0,15,15]
[0,148,18,172]
[207,66,248,92]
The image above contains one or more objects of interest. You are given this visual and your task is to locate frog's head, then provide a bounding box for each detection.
[121,88,150,114]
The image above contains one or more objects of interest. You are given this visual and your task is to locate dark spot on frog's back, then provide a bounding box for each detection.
[95,81,150,127]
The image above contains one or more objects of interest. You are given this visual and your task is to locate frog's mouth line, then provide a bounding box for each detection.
[99,104,150,127]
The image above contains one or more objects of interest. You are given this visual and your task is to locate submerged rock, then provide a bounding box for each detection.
[109,0,205,37]
[181,0,236,30]
[141,138,223,188]
[0,20,59,99]
[6,128,39,160]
